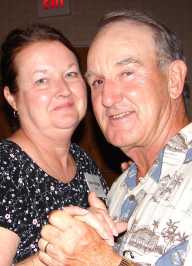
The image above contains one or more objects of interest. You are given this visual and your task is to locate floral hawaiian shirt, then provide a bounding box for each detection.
[107,123,192,266]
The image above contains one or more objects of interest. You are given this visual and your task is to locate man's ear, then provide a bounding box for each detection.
[167,60,187,99]
[3,86,17,111]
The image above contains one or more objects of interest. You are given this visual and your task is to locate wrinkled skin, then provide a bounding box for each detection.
[39,209,122,266]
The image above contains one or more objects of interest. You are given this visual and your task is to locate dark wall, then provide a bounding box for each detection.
[0,0,191,185]
[0,1,191,80]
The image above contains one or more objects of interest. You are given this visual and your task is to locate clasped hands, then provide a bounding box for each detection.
[38,192,127,266]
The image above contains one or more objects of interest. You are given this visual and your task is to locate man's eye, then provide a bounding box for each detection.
[122,71,133,77]
[92,79,104,88]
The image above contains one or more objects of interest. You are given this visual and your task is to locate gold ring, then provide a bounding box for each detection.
[44,241,49,253]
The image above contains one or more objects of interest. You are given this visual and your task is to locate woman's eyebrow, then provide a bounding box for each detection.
[84,70,95,81]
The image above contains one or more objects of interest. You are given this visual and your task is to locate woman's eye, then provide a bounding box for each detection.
[65,71,79,78]
[35,78,48,86]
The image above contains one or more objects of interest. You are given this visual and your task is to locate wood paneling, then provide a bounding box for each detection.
[0,93,12,139]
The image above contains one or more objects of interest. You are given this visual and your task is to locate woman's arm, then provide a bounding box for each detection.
[0,227,45,266]
[0,227,20,265]
[16,254,45,266]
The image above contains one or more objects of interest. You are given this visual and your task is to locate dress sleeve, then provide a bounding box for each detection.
[0,144,31,239]
[0,157,21,236]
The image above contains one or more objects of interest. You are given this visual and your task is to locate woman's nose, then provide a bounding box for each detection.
[55,79,71,98]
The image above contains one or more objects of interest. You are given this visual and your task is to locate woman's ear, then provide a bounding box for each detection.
[167,60,187,99]
[3,86,17,111]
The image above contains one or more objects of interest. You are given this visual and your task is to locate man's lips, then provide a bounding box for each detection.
[109,111,134,119]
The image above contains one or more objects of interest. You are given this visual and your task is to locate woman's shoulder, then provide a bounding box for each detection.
[0,139,38,185]
[70,143,99,168]
[70,143,105,175]
[70,143,93,167]
[0,139,27,162]
[0,139,20,159]
[0,139,16,149]
[70,143,92,160]
[0,140,25,197]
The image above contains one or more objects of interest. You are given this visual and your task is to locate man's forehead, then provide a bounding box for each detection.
[87,21,154,72]
[94,20,153,41]
[88,21,154,57]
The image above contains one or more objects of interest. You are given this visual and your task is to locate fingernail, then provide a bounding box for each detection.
[112,229,118,237]
[81,208,89,215]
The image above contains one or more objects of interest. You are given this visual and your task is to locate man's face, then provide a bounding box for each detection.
[87,21,172,152]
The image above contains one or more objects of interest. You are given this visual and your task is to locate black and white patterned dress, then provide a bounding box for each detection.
[0,139,108,263]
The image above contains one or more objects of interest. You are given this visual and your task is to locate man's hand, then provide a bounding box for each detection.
[86,192,127,240]
[38,210,122,266]
[82,192,118,245]
[120,161,132,172]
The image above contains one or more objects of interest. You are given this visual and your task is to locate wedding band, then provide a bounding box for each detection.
[44,241,49,253]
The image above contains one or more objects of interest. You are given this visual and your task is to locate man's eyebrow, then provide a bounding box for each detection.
[116,57,141,66]
[84,58,141,80]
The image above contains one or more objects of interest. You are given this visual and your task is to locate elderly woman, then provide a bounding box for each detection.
[0,24,108,265]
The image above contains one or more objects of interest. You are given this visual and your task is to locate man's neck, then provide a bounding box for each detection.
[123,110,190,178]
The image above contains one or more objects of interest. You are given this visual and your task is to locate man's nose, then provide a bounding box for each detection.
[102,79,122,107]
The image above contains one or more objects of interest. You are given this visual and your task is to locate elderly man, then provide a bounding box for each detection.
[38,10,192,266]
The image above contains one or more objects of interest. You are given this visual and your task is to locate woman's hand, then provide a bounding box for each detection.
[47,192,127,246]
[38,210,122,266]
[38,193,128,266]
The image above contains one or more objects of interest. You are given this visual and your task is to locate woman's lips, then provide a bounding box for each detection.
[53,102,74,111]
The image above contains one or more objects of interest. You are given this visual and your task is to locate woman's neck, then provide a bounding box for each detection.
[9,129,76,183]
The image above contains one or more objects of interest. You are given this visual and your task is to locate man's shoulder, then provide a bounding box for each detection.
[107,170,129,210]
[110,170,129,192]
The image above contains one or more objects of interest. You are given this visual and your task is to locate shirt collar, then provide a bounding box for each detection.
[125,123,192,188]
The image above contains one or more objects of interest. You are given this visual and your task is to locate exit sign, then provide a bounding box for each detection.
[38,0,70,17]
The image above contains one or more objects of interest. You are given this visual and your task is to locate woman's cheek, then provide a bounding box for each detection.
[38,94,50,103]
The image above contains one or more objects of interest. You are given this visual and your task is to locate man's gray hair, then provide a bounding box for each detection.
[97,10,185,68]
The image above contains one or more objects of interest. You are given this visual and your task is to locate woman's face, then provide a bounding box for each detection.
[6,41,87,138]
